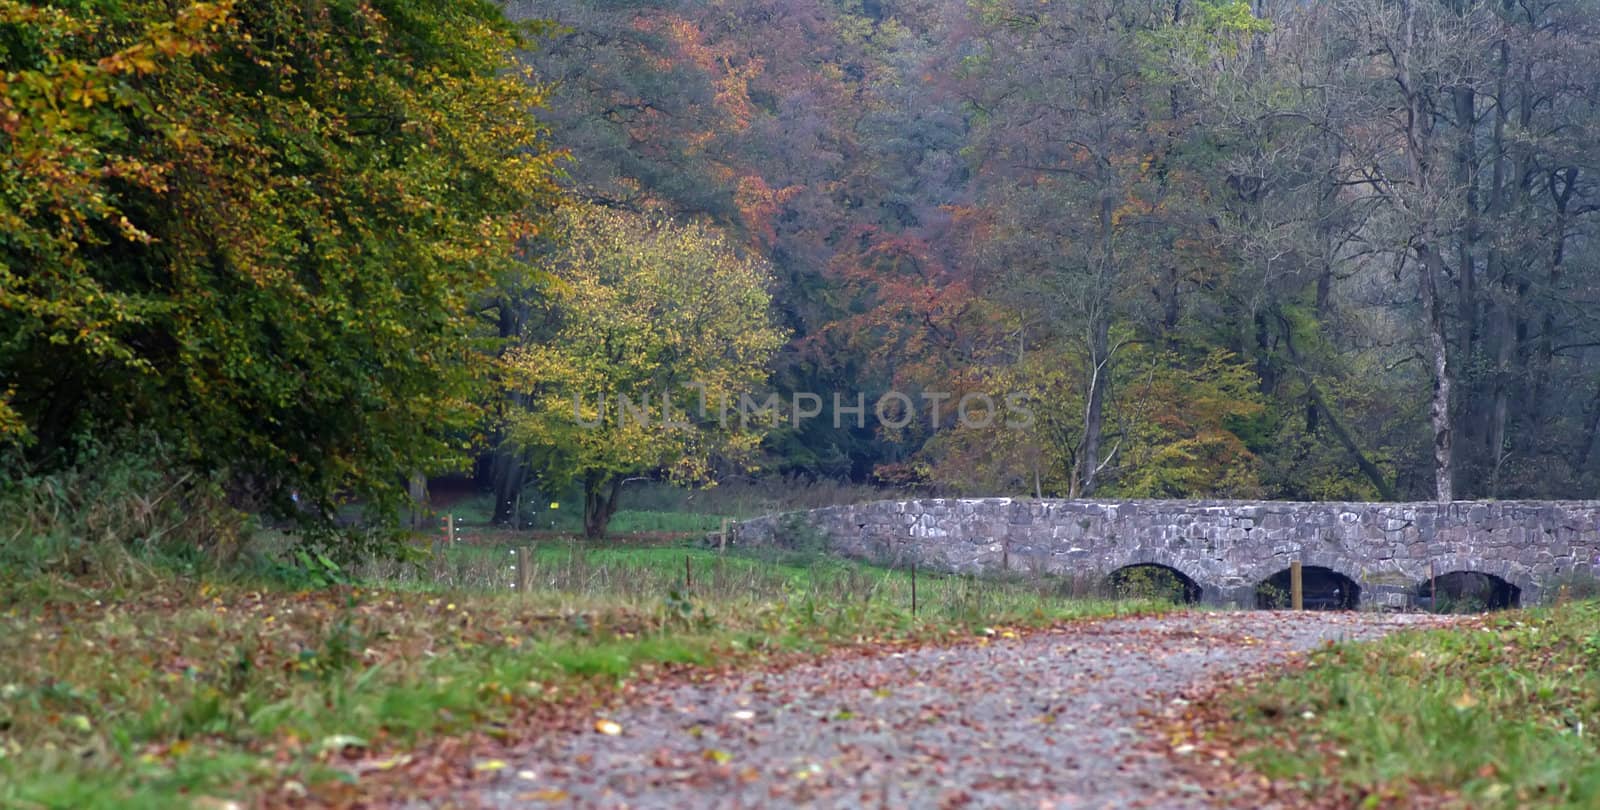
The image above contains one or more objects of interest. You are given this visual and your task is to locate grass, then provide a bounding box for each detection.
[1220,600,1600,808]
[441,493,732,536]
[520,508,725,535]
[438,476,900,534]
[0,538,1167,809]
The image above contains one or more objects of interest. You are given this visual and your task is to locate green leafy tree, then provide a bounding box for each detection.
[509,204,785,538]
[0,0,562,555]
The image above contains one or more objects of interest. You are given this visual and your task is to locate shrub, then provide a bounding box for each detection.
[0,434,241,578]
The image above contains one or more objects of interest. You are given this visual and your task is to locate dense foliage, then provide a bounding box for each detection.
[9,0,1600,552]
[1,0,561,548]
[509,203,785,537]
[508,0,1600,503]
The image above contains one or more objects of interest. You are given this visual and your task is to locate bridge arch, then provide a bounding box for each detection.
[1105,563,1202,604]
[1104,548,1206,602]
[1248,563,1363,608]
[1422,556,1535,605]
[1417,570,1522,611]
[1240,556,1366,595]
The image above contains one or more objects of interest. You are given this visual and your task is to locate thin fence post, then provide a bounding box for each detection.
[911,558,918,616]
[517,545,534,595]
[685,554,693,590]
[719,517,730,553]
[1290,560,1304,611]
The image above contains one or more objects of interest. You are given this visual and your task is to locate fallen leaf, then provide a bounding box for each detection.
[516,788,570,802]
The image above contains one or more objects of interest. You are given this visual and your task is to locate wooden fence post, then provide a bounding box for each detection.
[911,558,918,616]
[517,545,533,595]
[719,517,730,552]
[1290,560,1304,611]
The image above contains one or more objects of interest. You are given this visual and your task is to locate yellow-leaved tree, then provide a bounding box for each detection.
[511,204,786,537]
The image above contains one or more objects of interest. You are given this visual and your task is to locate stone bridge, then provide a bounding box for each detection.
[730,499,1600,608]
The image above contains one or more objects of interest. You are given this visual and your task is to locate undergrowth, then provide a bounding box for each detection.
[1224,601,1600,808]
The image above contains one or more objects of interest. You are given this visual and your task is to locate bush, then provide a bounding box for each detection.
[0,434,242,578]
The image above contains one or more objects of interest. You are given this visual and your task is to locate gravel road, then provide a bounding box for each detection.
[460,611,1453,809]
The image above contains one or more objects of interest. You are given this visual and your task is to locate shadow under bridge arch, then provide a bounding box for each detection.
[1105,563,1203,604]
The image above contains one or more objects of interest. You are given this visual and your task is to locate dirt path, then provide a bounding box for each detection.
[450,611,1454,809]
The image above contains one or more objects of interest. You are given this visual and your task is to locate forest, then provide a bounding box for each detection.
[504,0,1600,511]
[6,0,1600,549]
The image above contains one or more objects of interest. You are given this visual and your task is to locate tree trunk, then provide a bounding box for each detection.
[488,447,528,526]
[1527,167,1576,449]
[1486,301,1513,497]
[1420,243,1456,502]
[1314,215,1334,316]
[407,472,430,530]
[582,473,624,539]
[1080,178,1116,497]
[1080,315,1110,496]
[1400,0,1454,502]
[486,294,531,527]
[1452,85,1479,366]
[1451,84,1484,471]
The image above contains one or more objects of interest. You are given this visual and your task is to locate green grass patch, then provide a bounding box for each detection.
[521,507,725,535]
[438,476,895,534]
[442,492,724,535]
[1225,601,1600,808]
[0,542,1165,808]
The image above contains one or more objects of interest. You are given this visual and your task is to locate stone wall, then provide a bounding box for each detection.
[730,499,1600,607]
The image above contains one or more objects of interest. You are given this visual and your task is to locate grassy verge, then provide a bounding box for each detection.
[1217,601,1600,808]
[0,541,1165,809]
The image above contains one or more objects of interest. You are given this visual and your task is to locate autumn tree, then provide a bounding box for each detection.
[954,0,1256,495]
[0,0,561,553]
[509,204,784,538]
[499,0,1600,502]
[1217,0,1600,499]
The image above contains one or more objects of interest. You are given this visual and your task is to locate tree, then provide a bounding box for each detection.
[1252,0,1600,499]
[0,0,562,553]
[509,203,784,538]
[503,0,1600,502]
[958,0,1259,496]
